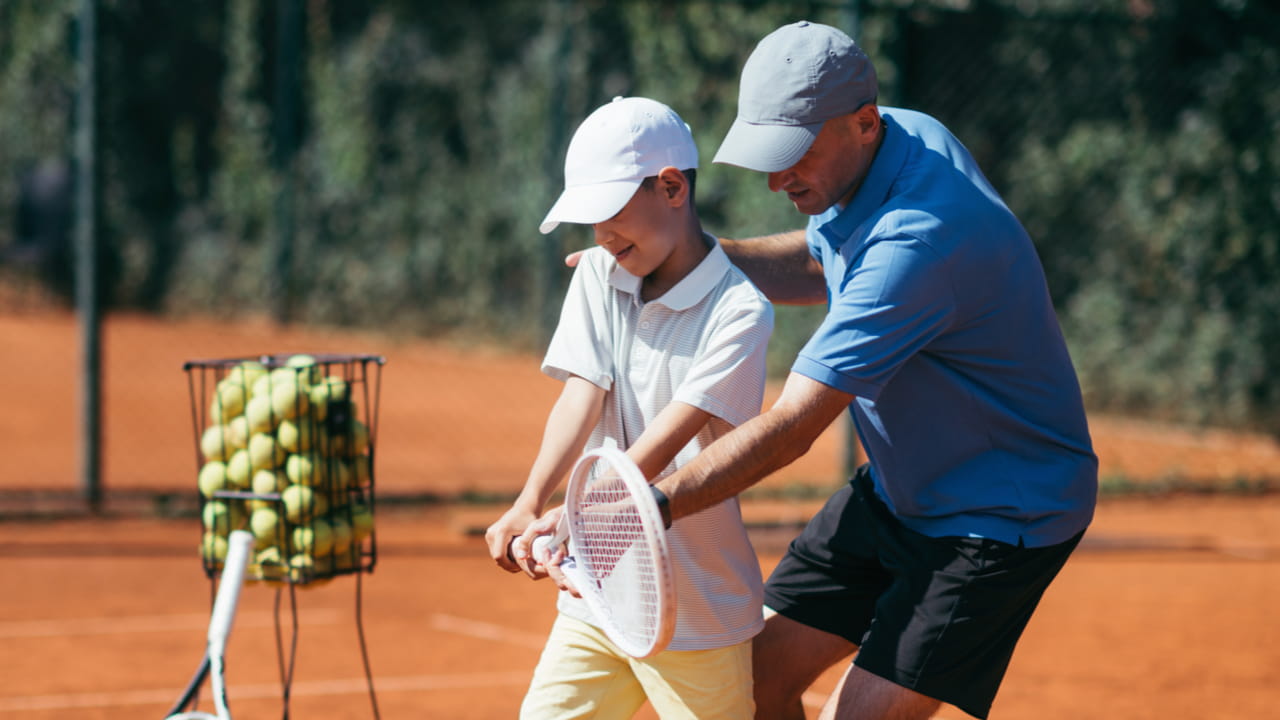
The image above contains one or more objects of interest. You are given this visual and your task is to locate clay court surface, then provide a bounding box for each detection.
[1,310,1279,719]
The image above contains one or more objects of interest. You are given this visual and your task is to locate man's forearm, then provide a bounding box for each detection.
[720,230,827,305]
[657,375,854,520]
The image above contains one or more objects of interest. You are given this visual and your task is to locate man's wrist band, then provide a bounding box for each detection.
[650,485,672,529]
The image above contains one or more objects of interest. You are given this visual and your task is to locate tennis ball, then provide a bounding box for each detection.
[291,519,333,556]
[248,432,286,470]
[285,453,319,487]
[252,467,287,495]
[245,395,278,434]
[225,362,267,391]
[350,503,374,542]
[271,379,311,421]
[249,506,282,548]
[200,425,237,462]
[281,484,327,523]
[211,380,249,421]
[309,378,349,421]
[200,532,228,565]
[277,418,317,453]
[286,354,323,387]
[254,546,287,583]
[250,373,273,398]
[225,449,253,489]
[349,455,371,487]
[198,461,231,497]
[328,419,370,458]
[202,499,246,534]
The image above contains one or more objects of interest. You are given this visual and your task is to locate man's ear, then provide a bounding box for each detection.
[656,166,688,205]
[853,104,881,143]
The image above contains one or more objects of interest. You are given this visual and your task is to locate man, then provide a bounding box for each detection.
[635,21,1097,720]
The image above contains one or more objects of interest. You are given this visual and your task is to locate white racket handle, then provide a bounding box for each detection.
[208,530,254,657]
[530,514,570,566]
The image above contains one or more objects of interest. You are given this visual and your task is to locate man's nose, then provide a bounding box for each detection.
[767,171,790,193]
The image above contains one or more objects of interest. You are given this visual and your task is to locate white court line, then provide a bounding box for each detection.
[430,612,548,649]
[0,672,532,713]
[0,608,344,639]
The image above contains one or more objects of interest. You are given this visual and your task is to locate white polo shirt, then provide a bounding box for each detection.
[542,237,774,651]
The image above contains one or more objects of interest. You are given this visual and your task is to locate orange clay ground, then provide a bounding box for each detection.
[0,309,1278,719]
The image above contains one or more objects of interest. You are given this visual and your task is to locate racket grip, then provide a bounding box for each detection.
[207,530,254,655]
[531,535,553,565]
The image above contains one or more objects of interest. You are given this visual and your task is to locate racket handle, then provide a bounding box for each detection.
[207,530,254,656]
[531,535,555,565]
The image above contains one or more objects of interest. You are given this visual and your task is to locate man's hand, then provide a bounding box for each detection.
[564,249,587,268]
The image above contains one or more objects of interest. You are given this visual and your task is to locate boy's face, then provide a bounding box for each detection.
[591,180,679,278]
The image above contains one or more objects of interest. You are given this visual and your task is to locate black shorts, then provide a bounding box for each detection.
[763,465,1083,719]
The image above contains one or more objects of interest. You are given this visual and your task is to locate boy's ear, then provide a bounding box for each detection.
[656,166,688,205]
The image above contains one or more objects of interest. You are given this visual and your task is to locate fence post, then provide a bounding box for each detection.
[75,0,102,512]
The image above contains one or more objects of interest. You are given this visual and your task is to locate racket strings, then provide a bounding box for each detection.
[572,460,662,645]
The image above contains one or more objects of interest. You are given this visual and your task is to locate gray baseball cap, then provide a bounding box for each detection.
[714,21,878,173]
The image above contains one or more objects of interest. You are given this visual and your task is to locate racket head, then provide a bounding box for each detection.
[562,442,675,658]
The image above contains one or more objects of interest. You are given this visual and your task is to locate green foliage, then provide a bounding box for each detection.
[2,0,1279,435]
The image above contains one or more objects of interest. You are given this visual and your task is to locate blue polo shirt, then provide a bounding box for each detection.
[794,107,1097,547]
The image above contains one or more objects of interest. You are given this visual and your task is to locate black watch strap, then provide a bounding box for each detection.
[650,484,672,530]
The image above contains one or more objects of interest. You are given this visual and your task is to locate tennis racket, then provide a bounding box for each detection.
[532,439,676,658]
[165,529,255,720]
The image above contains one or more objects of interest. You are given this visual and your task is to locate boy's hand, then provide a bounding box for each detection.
[485,506,538,573]
[513,506,581,597]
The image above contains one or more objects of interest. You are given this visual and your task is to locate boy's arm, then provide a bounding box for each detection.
[625,401,714,482]
[485,375,605,572]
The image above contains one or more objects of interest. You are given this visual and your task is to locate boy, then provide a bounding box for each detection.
[484,96,773,720]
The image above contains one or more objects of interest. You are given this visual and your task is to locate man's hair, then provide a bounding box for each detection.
[640,168,697,200]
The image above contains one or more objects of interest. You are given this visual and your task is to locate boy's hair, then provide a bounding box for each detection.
[640,168,698,200]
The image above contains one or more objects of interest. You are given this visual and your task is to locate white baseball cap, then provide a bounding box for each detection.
[540,96,698,234]
[714,21,878,173]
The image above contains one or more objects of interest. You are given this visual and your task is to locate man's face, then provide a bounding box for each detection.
[767,108,880,215]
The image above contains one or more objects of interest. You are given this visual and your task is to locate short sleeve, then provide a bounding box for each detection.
[795,236,954,400]
[542,248,615,390]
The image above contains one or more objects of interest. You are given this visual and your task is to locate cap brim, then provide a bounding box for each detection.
[712,118,822,173]
[539,179,641,234]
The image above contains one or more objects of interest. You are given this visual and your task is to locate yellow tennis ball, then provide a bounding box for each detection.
[211,380,248,421]
[291,519,333,556]
[253,546,287,584]
[248,432,286,470]
[200,532,228,566]
[285,354,323,387]
[349,455,371,487]
[198,461,231,497]
[252,467,287,495]
[245,395,278,434]
[309,378,349,421]
[249,506,282,548]
[202,499,246,534]
[281,484,327,523]
[350,503,374,542]
[250,373,273,398]
[225,449,253,489]
[285,453,319,487]
[271,379,311,421]
[200,425,236,462]
[277,418,317,453]
[225,361,267,391]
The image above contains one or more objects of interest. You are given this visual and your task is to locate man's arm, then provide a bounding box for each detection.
[719,230,827,305]
[565,229,826,305]
[655,372,854,521]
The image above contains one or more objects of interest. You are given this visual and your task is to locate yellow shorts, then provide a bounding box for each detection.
[520,614,754,720]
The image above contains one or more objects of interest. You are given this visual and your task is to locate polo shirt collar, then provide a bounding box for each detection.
[816,111,910,247]
[608,233,730,310]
